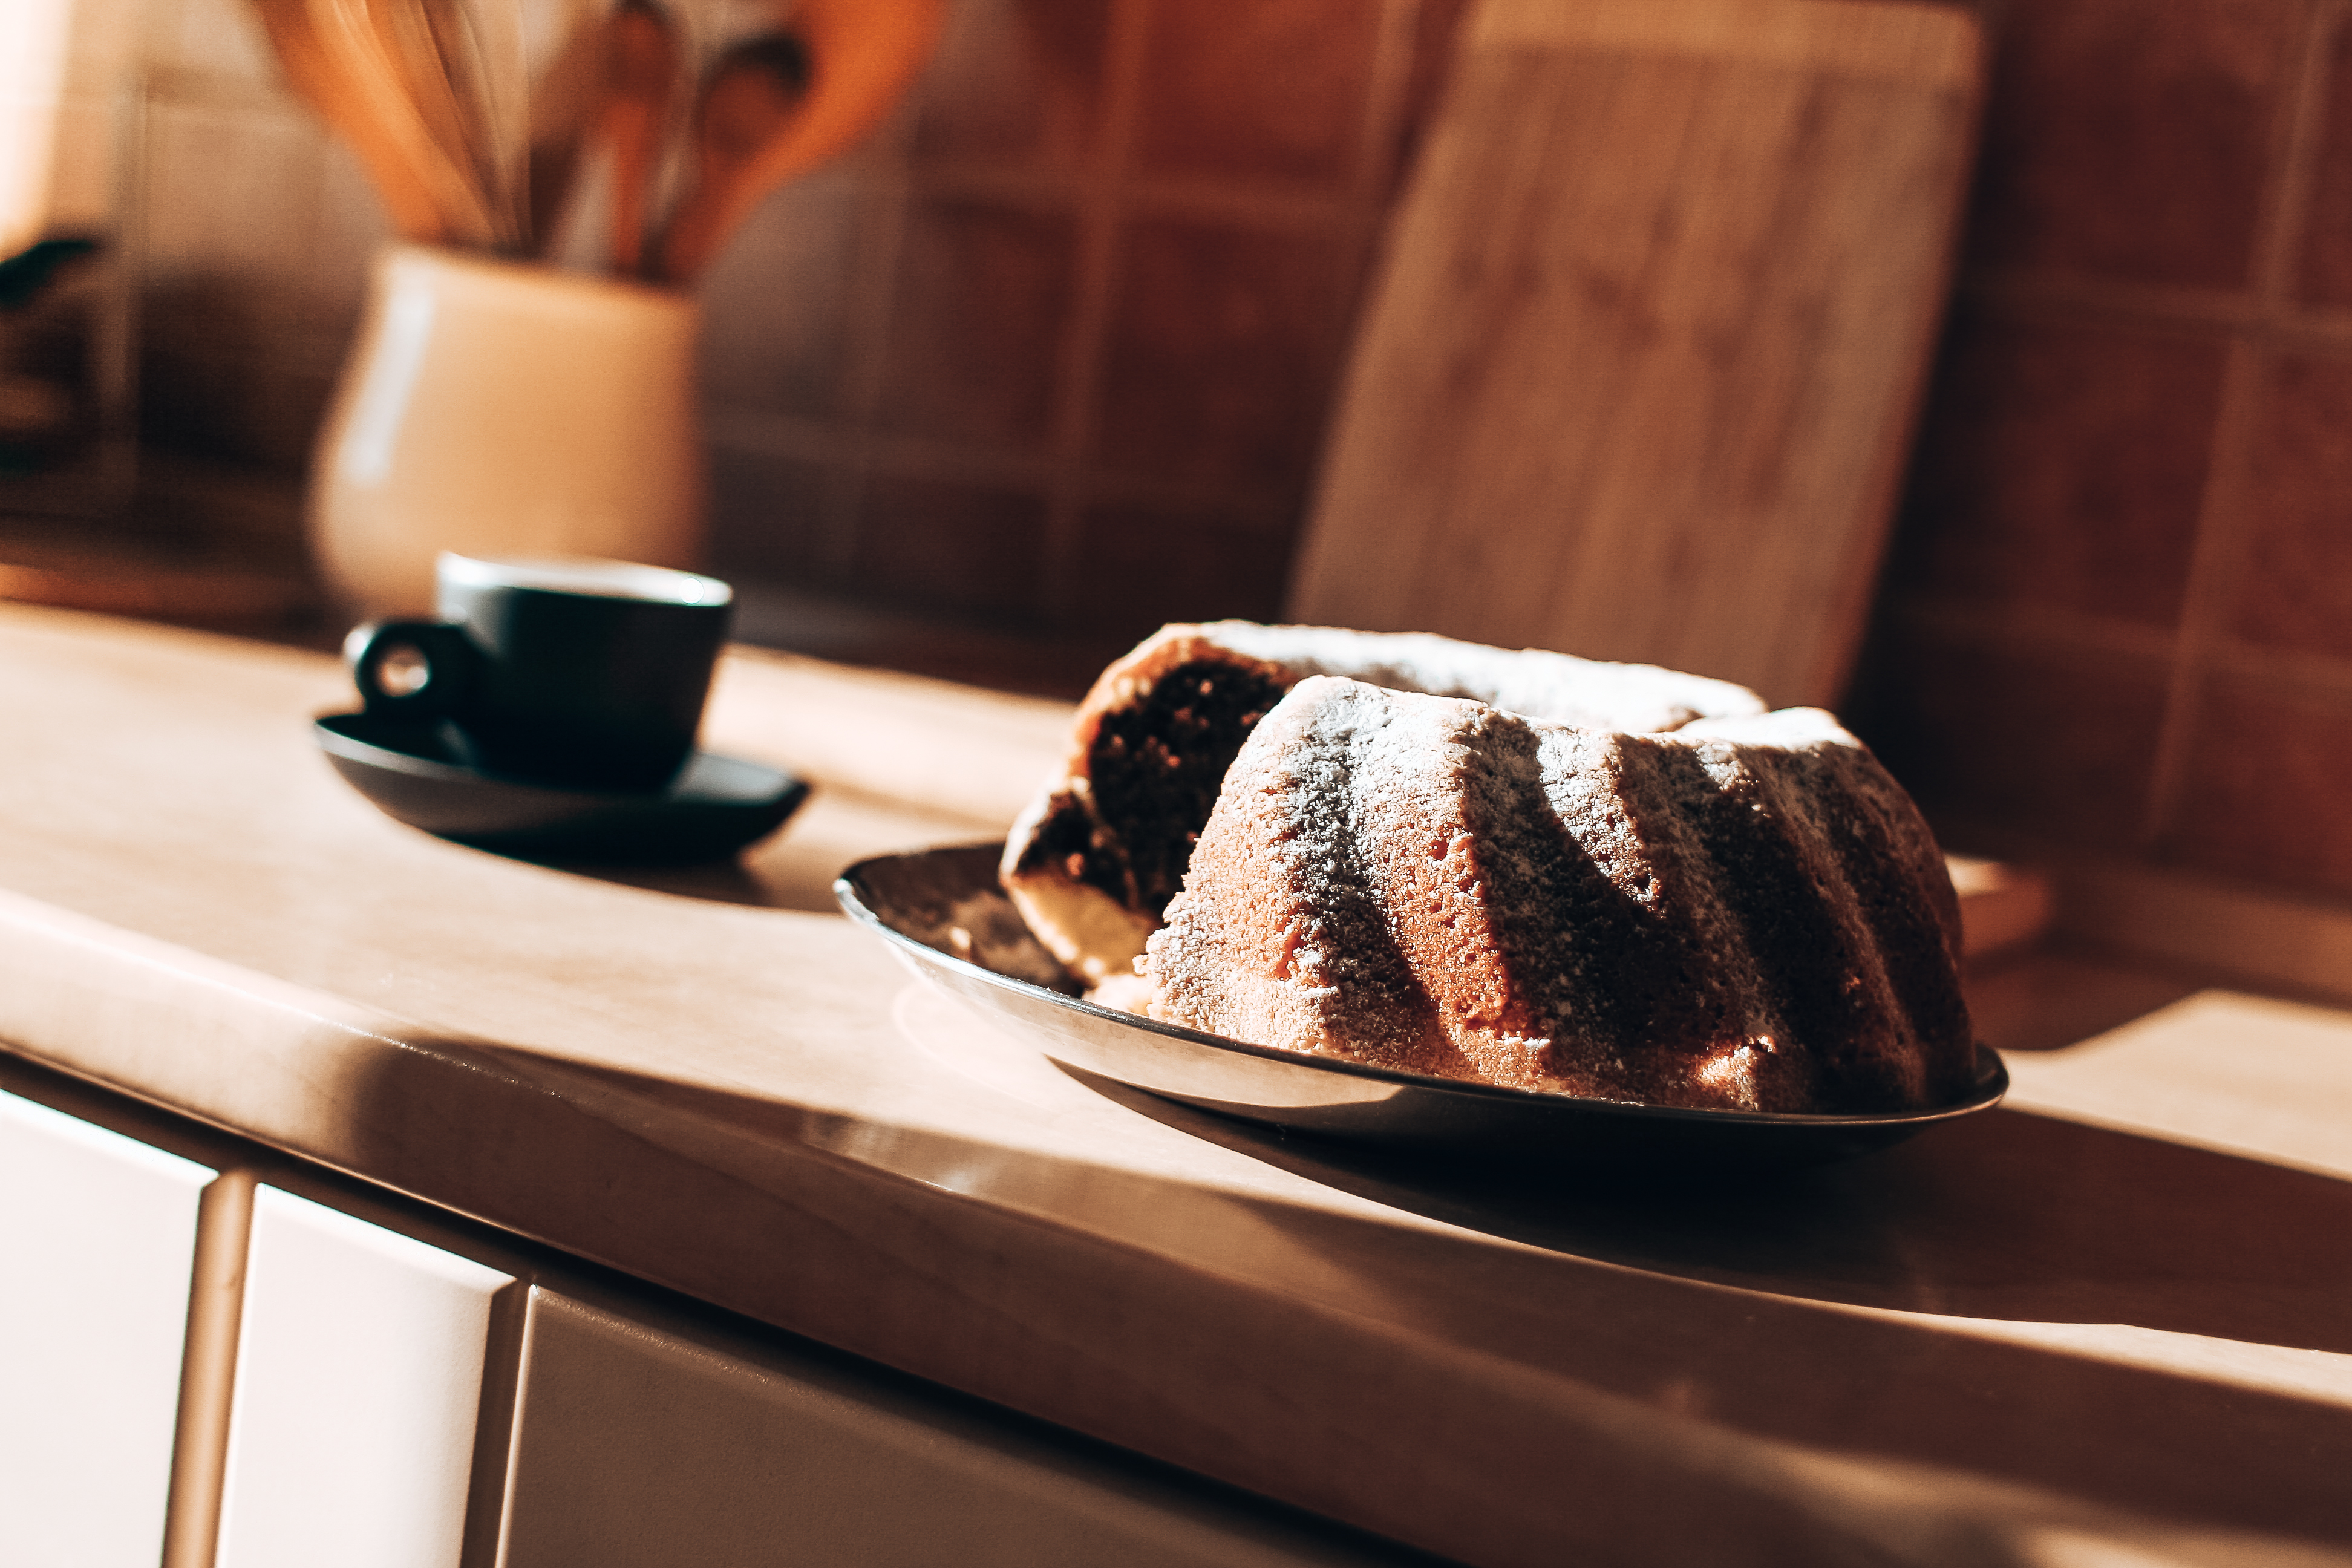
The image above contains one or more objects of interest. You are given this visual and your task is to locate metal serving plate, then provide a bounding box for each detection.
[836,844,2008,1172]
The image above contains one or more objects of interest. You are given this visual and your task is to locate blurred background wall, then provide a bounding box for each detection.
[693,0,1471,641]
[62,0,1475,630]
[8,0,2352,915]
[1855,0,2352,914]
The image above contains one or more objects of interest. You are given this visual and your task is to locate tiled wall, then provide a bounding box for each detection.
[697,0,1466,640]
[1855,0,2352,906]
[102,0,1462,632]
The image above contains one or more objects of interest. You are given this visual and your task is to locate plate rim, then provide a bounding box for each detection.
[834,843,2010,1133]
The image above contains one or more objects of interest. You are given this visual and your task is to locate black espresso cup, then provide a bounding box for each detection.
[346,554,735,792]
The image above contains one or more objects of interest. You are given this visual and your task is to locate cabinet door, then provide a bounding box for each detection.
[214,1185,513,1568]
[0,1089,215,1568]
[500,1288,1407,1568]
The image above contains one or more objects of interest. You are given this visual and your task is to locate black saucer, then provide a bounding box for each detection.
[316,712,809,863]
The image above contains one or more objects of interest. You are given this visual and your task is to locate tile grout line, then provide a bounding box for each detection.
[2138,0,2341,849]
[902,162,1368,230]
[1886,588,2352,704]
[1886,592,2182,664]
[1341,0,1426,319]
[820,107,927,580]
[1038,0,1154,621]
[707,405,1301,522]
[1955,264,2352,352]
[1292,0,1432,575]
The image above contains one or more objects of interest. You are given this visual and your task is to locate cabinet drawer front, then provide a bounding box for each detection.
[214,1185,512,1568]
[0,1091,215,1568]
[501,1288,1405,1567]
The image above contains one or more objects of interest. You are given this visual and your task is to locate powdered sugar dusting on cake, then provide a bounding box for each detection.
[1196,621,1766,733]
[1146,679,1976,1115]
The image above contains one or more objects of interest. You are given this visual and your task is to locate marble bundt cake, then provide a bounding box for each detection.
[1000,622,1767,984]
[1143,678,1975,1115]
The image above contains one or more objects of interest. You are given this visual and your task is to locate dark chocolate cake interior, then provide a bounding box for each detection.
[1082,660,1289,916]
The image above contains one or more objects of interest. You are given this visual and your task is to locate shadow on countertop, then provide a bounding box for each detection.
[339,1028,2352,1552]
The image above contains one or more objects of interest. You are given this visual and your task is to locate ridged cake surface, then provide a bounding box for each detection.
[1143,678,1974,1114]
[1000,622,1766,984]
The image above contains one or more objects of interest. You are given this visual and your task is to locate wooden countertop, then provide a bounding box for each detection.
[3,603,2350,1567]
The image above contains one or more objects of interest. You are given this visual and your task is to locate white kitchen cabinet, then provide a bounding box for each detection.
[0,1069,1421,1568]
[0,1088,215,1568]
[213,1184,514,1568]
[497,1287,1407,1568]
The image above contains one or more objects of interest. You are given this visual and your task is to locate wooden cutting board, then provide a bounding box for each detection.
[1287,0,1984,708]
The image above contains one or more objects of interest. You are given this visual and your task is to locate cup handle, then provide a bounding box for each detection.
[345,619,482,717]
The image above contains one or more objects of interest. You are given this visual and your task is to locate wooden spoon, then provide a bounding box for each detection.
[601,0,679,276]
[312,0,501,242]
[653,0,947,283]
[247,0,498,245]
[522,0,609,249]
[652,32,805,283]
[367,0,528,248]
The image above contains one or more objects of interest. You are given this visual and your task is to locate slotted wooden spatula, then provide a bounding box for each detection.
[1288,0,1985,707]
